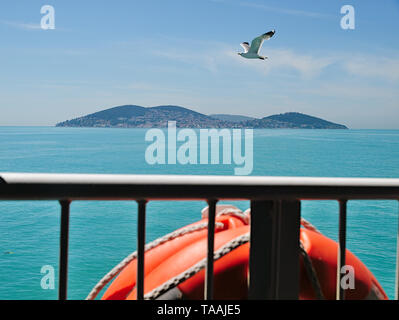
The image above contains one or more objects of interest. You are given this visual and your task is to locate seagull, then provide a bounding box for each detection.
[238,29,275,60]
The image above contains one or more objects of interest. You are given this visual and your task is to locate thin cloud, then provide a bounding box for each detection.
[130,34,399,82]
[150,49,219,74]
[227,47,335,78]
[0,20,42,30]
[300,83,399,100]
[152,41,399,84]
[148,33,336,78]
[210,0,333,19]
[230,47,399,82]
[343,56,399,81]
[239,2,333,18]
[266,48,335,77]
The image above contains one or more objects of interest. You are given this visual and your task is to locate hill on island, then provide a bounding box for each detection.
[244,112,348,129]
[56,105,348,129]
[209,114,256,123]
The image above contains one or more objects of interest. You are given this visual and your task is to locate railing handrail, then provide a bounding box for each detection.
[3,172,399,186]
[1,172,399,200]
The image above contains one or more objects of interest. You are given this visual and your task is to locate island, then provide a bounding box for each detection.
[56,105,348,129]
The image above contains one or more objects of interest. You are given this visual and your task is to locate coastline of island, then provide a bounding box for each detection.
[56,105,348,129]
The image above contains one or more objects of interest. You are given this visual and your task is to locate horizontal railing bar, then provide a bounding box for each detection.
[3,173,399,187]
[1,173,399,201]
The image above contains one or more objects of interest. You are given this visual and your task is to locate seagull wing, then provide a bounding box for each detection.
[240,42,250,53]
[248,30,275,54]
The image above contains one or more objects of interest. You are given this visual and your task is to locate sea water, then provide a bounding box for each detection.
[0,127,398,299]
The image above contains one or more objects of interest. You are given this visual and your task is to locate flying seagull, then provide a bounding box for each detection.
[238,30,275,60]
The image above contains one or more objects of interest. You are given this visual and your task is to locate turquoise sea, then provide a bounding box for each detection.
[0,127,398,299]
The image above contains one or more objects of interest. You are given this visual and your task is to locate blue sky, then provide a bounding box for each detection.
[0,0,398,128]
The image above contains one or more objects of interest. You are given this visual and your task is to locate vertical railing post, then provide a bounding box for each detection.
[275,200,301,299]
[59,200,70,300]
[136,200,147,300]
[248,200,301,299]
[395,200,399,300]
[248,200,278,299]
[336,199,347,300]
[205,199,217,300]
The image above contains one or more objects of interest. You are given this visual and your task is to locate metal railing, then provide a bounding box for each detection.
[1,172,399,300]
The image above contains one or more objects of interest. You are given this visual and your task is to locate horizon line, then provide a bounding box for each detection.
[2,125,399,130]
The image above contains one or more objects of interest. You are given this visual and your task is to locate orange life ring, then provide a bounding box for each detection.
[102,206,247,300]
[101,206,388,300]
[299,228,388,300]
